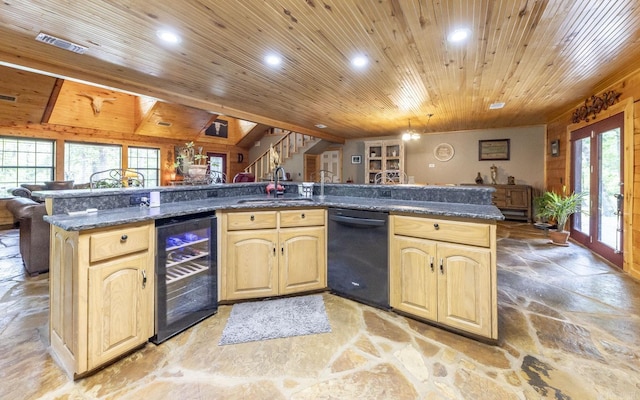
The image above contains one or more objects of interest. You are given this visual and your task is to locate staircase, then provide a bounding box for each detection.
[244,129,318,179]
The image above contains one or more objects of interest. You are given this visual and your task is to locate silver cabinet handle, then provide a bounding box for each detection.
[141,270,147,289]
[439,258,444,274]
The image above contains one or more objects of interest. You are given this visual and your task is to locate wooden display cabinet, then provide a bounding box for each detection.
[364,140,405,184]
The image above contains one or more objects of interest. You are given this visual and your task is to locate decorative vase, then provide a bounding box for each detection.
[475,172,483,184]
[548,230,570,246]
[187,164,208,180]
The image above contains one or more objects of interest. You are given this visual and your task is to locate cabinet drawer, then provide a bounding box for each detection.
[280,209,325,228]
[227,211,277,230]
[492,193,506,206]
[90,224,150,263]
[393,216,491,248]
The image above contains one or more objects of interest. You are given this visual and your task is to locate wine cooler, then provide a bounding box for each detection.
[152,212,217,344]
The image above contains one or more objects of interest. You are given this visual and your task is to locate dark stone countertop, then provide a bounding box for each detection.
[44,193,504,231]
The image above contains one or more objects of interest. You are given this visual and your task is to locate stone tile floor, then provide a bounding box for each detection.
[0,222,639,399]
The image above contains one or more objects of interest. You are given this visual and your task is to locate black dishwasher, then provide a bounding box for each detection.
[328,208,389,309]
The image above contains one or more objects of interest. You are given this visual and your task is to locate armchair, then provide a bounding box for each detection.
[6,197,50,276]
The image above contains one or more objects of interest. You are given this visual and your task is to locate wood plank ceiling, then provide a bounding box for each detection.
[0,0,639,140]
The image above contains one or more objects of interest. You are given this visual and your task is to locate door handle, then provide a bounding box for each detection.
[439,258,444,274]
[430,256,434,272]
[141,270,147,289]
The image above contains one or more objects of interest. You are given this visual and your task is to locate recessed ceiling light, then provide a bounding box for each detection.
[314,124,327,129]
[351,55,368,68]
[157,30,180,44]
[448,28,470,43]
[265,54,282,66]
[489,102,505,109]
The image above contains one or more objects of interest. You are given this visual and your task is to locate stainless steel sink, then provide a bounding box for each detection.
[236,197,314,204]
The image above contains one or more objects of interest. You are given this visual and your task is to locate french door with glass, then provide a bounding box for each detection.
[207,152,227,183]
[570,113,623,267]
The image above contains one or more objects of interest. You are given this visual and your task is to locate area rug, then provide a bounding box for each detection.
[218,294,331,345]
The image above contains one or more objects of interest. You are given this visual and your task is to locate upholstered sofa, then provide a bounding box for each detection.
[9,180,76,201]
[6,197,50,276]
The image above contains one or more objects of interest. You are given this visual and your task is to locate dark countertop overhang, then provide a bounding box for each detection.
[44,192,504,231]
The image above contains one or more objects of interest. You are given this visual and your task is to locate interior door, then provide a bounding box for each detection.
[320,150,342,182]
[570,113,623,267]
[304,154,318,182]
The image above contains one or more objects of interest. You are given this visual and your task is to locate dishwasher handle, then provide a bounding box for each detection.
[330,214,386,227]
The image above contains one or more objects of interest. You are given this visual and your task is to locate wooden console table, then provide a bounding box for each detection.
[463,184,533,222]
[489,184,532,222]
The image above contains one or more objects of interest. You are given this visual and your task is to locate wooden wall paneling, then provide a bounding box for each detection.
[135,102,213,140]
[0,66,57,126]
[47,81,136,134]
[631,102,640,278]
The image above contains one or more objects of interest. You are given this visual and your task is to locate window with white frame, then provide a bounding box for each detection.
[128,146,160,187]
[64,142,122,184]
[0,136,55,189]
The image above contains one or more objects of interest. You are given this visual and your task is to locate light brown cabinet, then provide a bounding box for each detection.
[364,140,405,184]
[49,221,155,378]
[220,208,326,301]
[389,215,497,339]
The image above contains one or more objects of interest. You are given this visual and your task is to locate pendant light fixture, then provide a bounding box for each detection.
[402,116,432,141]
[402,119,420,141]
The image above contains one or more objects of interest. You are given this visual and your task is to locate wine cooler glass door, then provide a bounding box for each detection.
[153,213,217,344]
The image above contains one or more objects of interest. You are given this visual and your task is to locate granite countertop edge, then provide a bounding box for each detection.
[44,195,504,231]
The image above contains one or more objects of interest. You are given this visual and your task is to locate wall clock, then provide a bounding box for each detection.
[434,143,455,162]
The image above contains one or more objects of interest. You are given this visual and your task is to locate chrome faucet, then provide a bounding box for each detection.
[273,166,286,197]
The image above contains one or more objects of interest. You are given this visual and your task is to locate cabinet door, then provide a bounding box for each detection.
[87,253,153,369]
[436,242,492,337]
[279,226,326,294]
[390,236,438,320]
[505,187,529,208]
[225,229,278,300]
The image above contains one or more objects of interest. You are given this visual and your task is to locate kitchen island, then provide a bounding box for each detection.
[40,183,503,378]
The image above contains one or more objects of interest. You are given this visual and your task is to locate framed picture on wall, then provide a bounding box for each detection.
[351,155,362,164]
[204,119,229,138]
[551,140,560,157]
[479,139,510,161]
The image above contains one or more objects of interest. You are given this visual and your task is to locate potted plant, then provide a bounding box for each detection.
[537,189,587,246]
[174,141,208,180]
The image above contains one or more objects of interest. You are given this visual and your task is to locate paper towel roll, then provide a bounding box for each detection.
[150,191,160,207]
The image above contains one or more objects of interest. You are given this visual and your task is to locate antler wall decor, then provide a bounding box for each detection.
[571,90,621,123]
[77,93,118,115]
